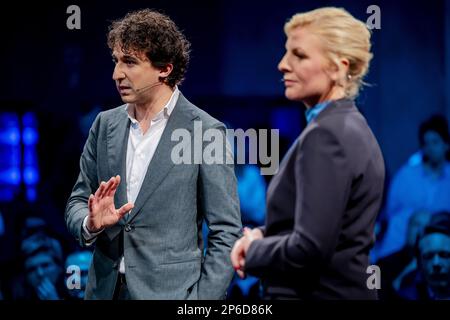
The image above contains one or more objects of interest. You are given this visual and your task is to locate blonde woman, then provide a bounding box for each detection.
[231,7,385,299]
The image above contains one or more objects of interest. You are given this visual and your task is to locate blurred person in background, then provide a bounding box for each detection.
[13,232,64,300]
[377,211,431,299]
[394,212,450,300]
[375,115,450,260]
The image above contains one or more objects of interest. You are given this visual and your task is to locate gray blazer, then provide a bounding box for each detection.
[245,98,385,299]
[65,93,242,299]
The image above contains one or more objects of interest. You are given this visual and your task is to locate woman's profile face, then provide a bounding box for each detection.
[278,27,336,107]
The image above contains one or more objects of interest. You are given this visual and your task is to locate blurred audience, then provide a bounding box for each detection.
[11,218,65,300]
[377,210,431,299]
[389,212,450,299]
[1,114,448,301]
[415,212,450,299]
[375,115,450,259]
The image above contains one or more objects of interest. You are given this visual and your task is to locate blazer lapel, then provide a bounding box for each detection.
[127,93,197,223]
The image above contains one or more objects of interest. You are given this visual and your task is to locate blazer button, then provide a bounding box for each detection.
[124,224,133,232]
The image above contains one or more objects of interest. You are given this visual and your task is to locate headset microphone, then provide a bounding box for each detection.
[134,81,163,93]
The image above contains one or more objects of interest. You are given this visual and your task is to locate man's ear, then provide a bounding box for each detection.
[159,63,174,79]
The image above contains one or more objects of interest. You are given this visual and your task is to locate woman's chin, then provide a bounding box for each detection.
[284,89,305,102]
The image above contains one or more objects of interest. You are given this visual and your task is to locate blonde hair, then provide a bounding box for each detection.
[285,7,373,98]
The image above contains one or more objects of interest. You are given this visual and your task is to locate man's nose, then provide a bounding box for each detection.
[112,64,125,81]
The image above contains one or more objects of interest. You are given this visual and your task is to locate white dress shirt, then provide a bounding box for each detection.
[82,87,180,274]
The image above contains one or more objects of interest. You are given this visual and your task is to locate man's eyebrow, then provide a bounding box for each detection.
[122,54,139,61]
[111,54,139,61]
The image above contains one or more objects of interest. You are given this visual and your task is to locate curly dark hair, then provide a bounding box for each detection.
[107,9,191,87]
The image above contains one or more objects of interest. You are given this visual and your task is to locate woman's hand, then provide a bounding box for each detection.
[230,227,264,278]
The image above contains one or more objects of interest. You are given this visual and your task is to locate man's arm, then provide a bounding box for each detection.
[65,114,101,247]
[244,126,351,278]
[196,123,242,299]
[65,113,133,248]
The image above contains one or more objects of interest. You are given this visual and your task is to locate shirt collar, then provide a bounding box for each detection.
[125,86,180,125]
[305,100,331,124]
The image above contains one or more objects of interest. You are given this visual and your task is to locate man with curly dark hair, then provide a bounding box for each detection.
[107,9,191,90]
[65,9,242,300]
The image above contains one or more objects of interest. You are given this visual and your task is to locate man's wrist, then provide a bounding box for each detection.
[82,216,103,240]
[86,222,102,234]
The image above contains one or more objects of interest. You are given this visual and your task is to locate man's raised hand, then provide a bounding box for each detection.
[86,175,134,232]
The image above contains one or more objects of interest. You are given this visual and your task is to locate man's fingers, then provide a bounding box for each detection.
[116,202,134,219]
[95,181,106,199]
[100,178,113,198]
[107,176,120,197]
[88,194,94,214]
[100,177,115,198]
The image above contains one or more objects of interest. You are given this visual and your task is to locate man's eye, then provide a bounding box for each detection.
[125,60,135,65]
